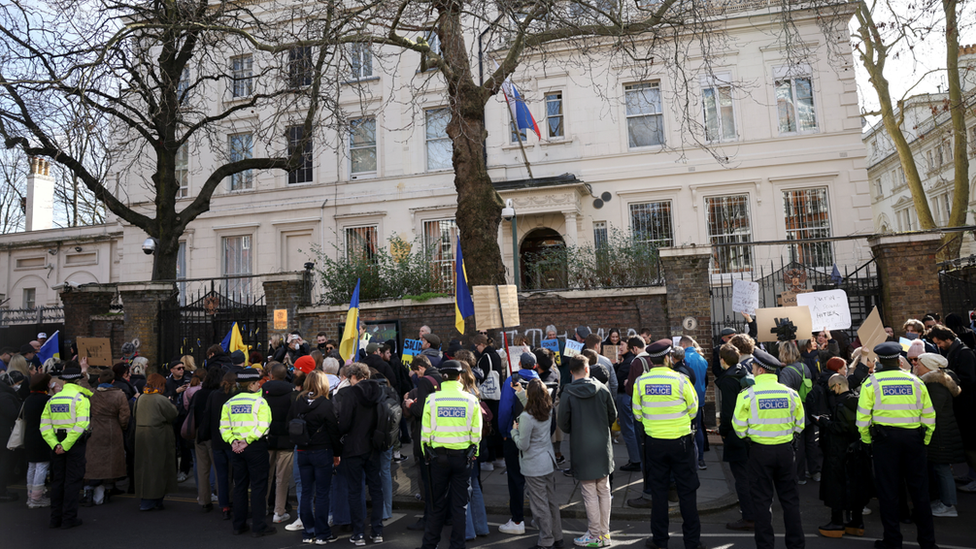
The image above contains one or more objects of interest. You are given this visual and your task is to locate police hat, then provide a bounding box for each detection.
[60,365,83,380]
[752,349,783,372]
[236,368,261,381]
[439,360,463,373]
[873,342,902,361]
[646,339,673,358]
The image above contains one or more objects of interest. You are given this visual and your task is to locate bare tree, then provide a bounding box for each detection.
[0,148,24,234]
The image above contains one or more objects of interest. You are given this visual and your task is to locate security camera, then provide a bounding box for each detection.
[74,246,82,252]
[142,237,157,255]
[501,199,515,220]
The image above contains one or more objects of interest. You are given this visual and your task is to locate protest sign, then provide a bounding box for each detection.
[796,289,851,332]
[731,279,759,315]
[602,343,619,364]
[541,339,561,366]
[472,285,520,330]
[857,307,886,362]
[402,338,423,360]
[76,337,113,367]
[564,340,584,358]
[755,306,813,342]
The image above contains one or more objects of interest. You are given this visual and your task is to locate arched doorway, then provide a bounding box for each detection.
[520,228,567,290]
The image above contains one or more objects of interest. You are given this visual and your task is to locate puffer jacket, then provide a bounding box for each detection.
[922,369,966,464]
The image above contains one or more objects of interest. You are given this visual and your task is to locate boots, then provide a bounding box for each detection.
[818,522,846,538]
[27,485,51,509]
[81,488,94,507]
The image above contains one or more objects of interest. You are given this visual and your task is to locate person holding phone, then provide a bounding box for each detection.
[497,352,541,535]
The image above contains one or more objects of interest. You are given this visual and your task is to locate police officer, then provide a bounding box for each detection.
[856,342,937,549]
[419,360,482,549]
[40,362,91,529]
[219,368,274,537]
[632,340,703,549]
[732,350,805,549]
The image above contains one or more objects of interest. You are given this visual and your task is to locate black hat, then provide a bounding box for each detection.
[60,365,83,380]
[236,368,261,381]
[752,349,783,372]
[576,326,591,339]
[439,360,463,373]
[423,333,441,348]
[874,342,902,361]
[230,350,246,365]
[19,343,35,355]
[720,327,737,337]
[646,339,673,358]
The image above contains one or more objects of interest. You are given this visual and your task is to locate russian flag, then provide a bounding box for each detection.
[501,77,541,140]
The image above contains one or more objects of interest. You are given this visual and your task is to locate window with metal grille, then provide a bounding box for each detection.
[625,82,664,148]
[287,125,313,184]
[289,46,312,88]
[177,241,187,305]
[546,92,564,138]
[423,219,457,293]
[629,201,674,247]
[350,118,376,175]
[231,55,253,97]
[228,133,253,190]
[706,195,752,273]
[426,108,452,171]
[783,188,833,268]
[175,144,188,198]
[345,226,378,263]
[349,43,372,80]
[702,84,736,141]
[593,221,608,249]
[223,235,252,296]
[775,76,817,133]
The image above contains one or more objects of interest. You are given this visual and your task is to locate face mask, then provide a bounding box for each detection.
[904,332,918,340]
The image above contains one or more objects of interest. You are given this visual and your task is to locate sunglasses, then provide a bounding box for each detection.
[173,366,185,371]
[326,346,334,351]
[908,357,920,363]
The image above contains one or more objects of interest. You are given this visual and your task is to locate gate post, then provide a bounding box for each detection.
[58,282,117,350]
[119,282,177,375]
[868,233,943,335]
[263,272,306,338]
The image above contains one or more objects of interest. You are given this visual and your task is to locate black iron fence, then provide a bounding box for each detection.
[938,256,976,319]
[0,306,64,326]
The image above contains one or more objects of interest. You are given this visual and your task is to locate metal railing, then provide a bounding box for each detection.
[0,306,64,326]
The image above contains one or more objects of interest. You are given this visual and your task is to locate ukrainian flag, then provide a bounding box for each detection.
[36,330,60,364]
[455,236,474,334]
[339,279,361,363]
[221,322,250,365]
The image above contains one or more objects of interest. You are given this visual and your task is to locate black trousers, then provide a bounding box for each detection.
[231,439,270,534]
[873,428,936,549]
[503,437,525,523]
[729,459,756,521]
[346,451,384,538]
[421,453,471,549]
[645,435,701,549]
[50,440,87,525]
[748,442,804,549]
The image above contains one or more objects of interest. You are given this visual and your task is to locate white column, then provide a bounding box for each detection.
[563,211,578,246]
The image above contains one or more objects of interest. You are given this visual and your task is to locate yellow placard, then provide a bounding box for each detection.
[274,309,288,331]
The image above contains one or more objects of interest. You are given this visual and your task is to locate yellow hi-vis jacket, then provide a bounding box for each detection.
[856,370,935,445]
[421,380,482,454]
[732,373,805,445]
[632,366,698,439]
[219,392,272,444]
[40,383,91,451]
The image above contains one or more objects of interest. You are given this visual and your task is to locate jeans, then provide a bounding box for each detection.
[694,410,705,462]
[502,437,525,523]
[380,447,393,520]
[298,448,334,542]
[615,392,641,464]
[330,460,365,526]
[212,446,234,510]
[293,450,302,518]
[345,452,384,537]
[931,462,957,506]
[465,462,489,539]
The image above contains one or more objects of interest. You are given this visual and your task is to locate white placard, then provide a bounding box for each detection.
[564,340,584,358]
[672,336,682,348]
[796,289,851,332]
[731,279,760,315]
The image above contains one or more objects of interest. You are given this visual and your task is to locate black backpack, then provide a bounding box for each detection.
[371,382,402,451]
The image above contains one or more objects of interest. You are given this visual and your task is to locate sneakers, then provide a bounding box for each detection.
[619,461,641,472]
[797,478,808,485]
[304,538,315,544]
[316,535,338,544]
[211,492,219,502]
[602,534,612,546]
[176,472,189,483]
[392,454,409,464]
[369,533,383,543]
[812,472,822,482]
[818,522,845,538]
[931,501,958,517]
[273,512,291,523]
[350,534,365,546]
[481,462,494,472]
[286,518,305,531]
[958,480,976,493]
[555,455,566,465]
[574,533,603,547]
[698,460,707,470]
[499,519,525,534]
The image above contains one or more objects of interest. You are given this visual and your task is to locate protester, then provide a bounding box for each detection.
[679,336,708,470]
[130,357,149,394]
[189,366,222,512]
[497,352,542,535]
[454,349,489,541]
[134,373,178,511]
[82,369,129,506]
[914,353,965,517]
[778,340,820,484]
[512,379,563,549]
[420,333,444,369]
[23,373,52,508]
[0,369,24,502]
[262,362,297,524]
[203,371,238,519]
[615,337,643,473]
[403,355,440,532]
[926,324,976,492]
[716,343,755,531]
[583,333,618,395]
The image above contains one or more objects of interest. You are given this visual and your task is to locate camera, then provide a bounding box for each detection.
[142,237,157,255]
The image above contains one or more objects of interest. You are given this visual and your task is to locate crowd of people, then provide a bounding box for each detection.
[0,311,972,549]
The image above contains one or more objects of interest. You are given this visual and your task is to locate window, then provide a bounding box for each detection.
[345,226,378,263]
[629,201,674,247]
[593,221,608,249]
[874,178,883,198]
[783,188,833,268]
[546,92,564,138]
[775,76,817,133]
[423,219,458,293]
[287,125,313,184]
[706,195,752,273]
[176,68,190,104]
[419,30,441,72]
[510,121,527,143]
[222,235,252,296]
[625,82,664,148]
[228,133,253,190]
[176,241,187,305]
[231,55,253,98]
[426,108,452,171]
[175,144,188,198]
[349,43,372,80]
[288,46,312,88]
[350,118,377,175]
[702,84,736,141]
[896,208,915,232]
[933,192,952,226]
[22,288,35,309]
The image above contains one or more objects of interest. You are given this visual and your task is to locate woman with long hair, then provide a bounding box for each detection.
[512,379,563,549]
[453,349,489,540]
[203,371,238,518]
[133,374,178,511]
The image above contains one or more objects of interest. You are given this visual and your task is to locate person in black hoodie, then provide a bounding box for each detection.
[716,343,756,531]
[23,373,52,508]
[0,369,25,501]
[190,367,222,512]
[202,371,239,519]
[289,370,343,544]
[403,355,441,531]
[363,343,397,390]
[335,362,386,546]
[205,344,236,373]
[262,362,298,524]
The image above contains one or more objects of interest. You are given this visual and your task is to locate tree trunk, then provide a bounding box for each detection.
[942,0,970,261]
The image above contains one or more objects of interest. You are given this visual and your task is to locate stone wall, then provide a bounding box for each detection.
[868,233,942,336]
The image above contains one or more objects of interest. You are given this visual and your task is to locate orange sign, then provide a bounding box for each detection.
[274,309,288,330]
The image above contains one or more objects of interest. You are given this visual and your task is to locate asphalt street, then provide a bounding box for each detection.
[0,479,973,549]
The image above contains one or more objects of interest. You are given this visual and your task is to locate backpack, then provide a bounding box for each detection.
[787,363,812,402]
[288,414,310,446]
[372,383,402,451]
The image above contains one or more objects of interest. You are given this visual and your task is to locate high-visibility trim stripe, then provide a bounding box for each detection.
[432,425,470,433]
[643,411,689,421]
[639,399,685,408]
[746,428,794,437]
[857,406,871,416]
[921,417,936,425]
[873,416,922,425]
[856,419,871,428]
[750,417,793,425]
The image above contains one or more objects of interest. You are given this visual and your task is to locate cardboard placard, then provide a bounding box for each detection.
[778,289,814,307]
[541,338,561,366]
[472,285,520,330]
[796,289,851,332]
[601,342,619,364]
[76,337,113,367]
[755,306,813,342]
[857,306,886,362]
[731,279,760,315]
[273,309,288,330]
[402,338,423,360]
[564,340,584,358]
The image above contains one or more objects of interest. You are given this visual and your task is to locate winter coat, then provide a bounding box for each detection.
[335,379,385,458]
[921,369,966,464]
[420,348,443,369]
[593,353,619,395]
[133,393,178,499]
[206,352,235,372]
[22,391,51,462]
[407,375,440,457]
[288,394,343,452]
[945,339,976,450]
[717,363,753,463]
[557,377,616,481]
[476,345,503,379]
[818,390,872,510]
[363,354,398,389]
[499,369,541,435]
[261,379,297,449]
[113,379,136,401]
[85,386,130,480]
[130,374,147,394]
[0,382,20,447]
[203,388,236,451]
[777,362,810,394]
[189,387,214,443]
[616,352,635,394]
[684,347,708,405]
[512,402,557,477]
[800,348,821,384]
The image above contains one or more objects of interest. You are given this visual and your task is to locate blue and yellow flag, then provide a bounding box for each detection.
[221,322,250,365]
[339,279,361,363]
[455,236,475,334]
[36,330,60,364]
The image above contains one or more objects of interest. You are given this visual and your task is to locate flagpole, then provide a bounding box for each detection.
[503,95,534,180]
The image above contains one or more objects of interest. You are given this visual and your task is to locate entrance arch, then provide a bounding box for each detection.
[519,228,567,289]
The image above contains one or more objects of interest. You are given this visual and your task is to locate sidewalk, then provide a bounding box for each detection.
[390,433,737,520]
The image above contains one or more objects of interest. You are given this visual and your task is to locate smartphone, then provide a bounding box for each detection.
[511,372,521,386]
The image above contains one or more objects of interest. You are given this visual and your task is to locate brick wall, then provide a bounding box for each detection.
[60,284,116,348]
[120,283,176,375]
[264,273,306,337]
[868,234,942,336]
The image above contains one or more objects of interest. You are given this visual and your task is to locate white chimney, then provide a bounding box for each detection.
[25,156,54,231]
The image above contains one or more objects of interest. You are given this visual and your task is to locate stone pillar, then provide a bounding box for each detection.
[264,273,306,338]
[563,212,578,246]
[58,282,117,347]
[868,233,943,336]
[119,282,177,375]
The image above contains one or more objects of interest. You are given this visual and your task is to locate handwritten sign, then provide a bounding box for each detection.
[402,338,423,360]
[472,285,520,330]
[541,339,561,366]
[756,306,813,342]
[601,343,619,364]
[778,289,813,307]
[731,279,759,315]
[796,290,851,332]
[273,309,288,330]
[76,337,113,367]
[564,340,584,358]
[857,306,886,362]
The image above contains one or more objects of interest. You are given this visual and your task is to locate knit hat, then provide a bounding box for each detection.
[825,357,847,373]
[917,353,948,370]
[230,350,246,365]
[294,355,316,374]
[907,340,926,359]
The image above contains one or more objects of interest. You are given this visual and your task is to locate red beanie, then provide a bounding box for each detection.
[294,355,316,374]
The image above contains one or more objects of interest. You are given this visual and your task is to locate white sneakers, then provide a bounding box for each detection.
[273,512,291,523]
[931,501,958,517]
[499,519,525,534]
[285,518,304,531]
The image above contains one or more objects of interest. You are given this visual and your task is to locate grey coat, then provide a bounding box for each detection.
[557,377,616,481]
[511,391,557,477]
